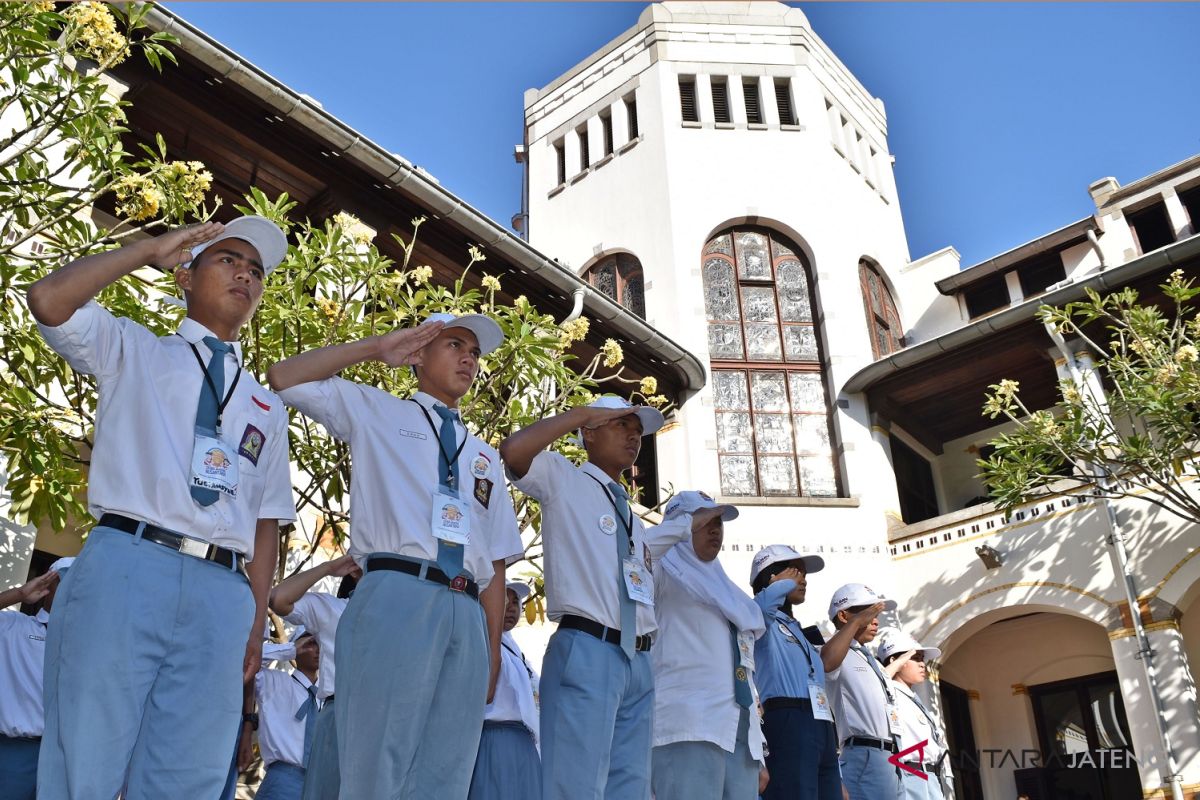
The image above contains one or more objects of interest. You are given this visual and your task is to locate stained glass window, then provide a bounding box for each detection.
[703,227,840,497]
[859,259,903,358]
[584,253,646,320]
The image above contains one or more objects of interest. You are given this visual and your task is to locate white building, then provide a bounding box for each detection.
[521,3,1200,799]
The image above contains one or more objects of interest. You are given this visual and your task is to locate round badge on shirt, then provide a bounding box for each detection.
[598,514,617,535]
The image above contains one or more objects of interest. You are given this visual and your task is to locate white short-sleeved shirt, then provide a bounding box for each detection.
[283,593,346,702]
[651,571,765,760]
[511,452,655,636]
[0,609,49,738]
[256,666,315,769]
[36,303,296,557]
[276,383,522,588]
[825,643,895,742]
[484,631,540,743]
[892,680,947,765]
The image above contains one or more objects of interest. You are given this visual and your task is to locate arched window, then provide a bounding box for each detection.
[702,227,839,497]
[859,260,904,358]
[585,253,645,319]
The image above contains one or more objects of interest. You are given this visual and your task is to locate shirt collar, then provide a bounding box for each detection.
[35,608,50,625]
[581,461,621,488]
[411,392,460,420]
[892,678,915,698]
[291,671,315,691]
[176,316,243,363]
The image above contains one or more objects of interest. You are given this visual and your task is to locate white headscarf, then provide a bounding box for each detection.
[659,513,765,638]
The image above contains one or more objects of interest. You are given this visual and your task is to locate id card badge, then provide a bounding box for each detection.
[431,489,471,545]
[808,681,833,721]
[737,630,756,670]
[191,430,238,498]
[887,702,904,737]
[622,557,655,606]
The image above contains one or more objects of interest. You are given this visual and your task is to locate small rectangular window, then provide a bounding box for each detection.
[554,139,565,185]
[577,126,589,172]
[776,79,796,126]
[891,437,939,524]
[743,79,763,124]
[1126,201,1174,254]
[625,94,639,140]
[712,78,731,124]
[963,274,1011,319]
[600,111,614,156]
[679,77,698,122]
[1179,185,1200,233]
[1015,253,1066,298]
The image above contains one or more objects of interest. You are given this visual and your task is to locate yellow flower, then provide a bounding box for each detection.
[646,394,668,408]
[481,274,502,292]
[411,216,427,228]
[1155,363,1180,384]
[411,265,433,284]
[65,2,129,65]
[560,317,589,344]
[333,212,375,246]
[315,298,341,320]
[639,376,658,395]
[1061,384,1082,405]
[30,0,54,12]
[514,295,530,312]
[468,244,487,263]
[160,160,212,207]
[113,175,163,222]
[601,339,623,367]
[1175,345,1198,364]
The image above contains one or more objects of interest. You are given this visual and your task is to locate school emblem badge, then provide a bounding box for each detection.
[204,447,231,474]
[238,424,265,466]
[474,477,493,509]
[471,453,491,479]
[442,503,464,523]
[598,514,617,535]
[643,543,653,574]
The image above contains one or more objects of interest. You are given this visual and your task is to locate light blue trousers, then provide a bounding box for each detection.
[258,761,306,800]
[900,768,945,800]
[334,565,488,800]
[540,627,654,800]
[839,744,902,800]
[37,525,254,800]
[468,720,541,800]
[301,697,339,800]
[0,735,39,800]
[651,708,759,800]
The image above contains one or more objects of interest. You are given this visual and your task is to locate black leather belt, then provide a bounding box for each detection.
[100,513,245,575]
[560,614,651,652]
[365,556,479,600]
[902,762,939,774]
[843,736,898,753]
[762,697,813,712]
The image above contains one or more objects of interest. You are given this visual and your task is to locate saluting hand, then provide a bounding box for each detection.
[580,405,644,430]
[18,570,59,604]
[769,566,803,585]
[884,649,917,679]
[851,602,886,633]
[144,222,225,271]
[375,321,446,367]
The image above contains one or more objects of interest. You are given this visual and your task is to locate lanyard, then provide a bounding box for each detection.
[185,341,241,432]
[584,473,634,555]
[502,639,535,682]
[904,688,944,745]
[775,615,817,681]
[412,401,467,489]
[851,644,895,703]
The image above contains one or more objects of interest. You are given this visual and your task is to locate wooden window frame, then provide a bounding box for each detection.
[585,253,645,319]
[859,260,904,359]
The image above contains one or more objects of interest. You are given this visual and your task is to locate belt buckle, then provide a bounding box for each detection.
[178,538,210,559]
[449,575,467,593]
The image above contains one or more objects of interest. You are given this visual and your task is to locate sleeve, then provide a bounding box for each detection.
[754,579,795,615]
[0,611,20,635]
[820,646,841,680]
[277,376,377,442]
[508,450,573,501]
[36,300,146,382]
[263,641,296,664]
[256,404,297,522]
[644,515,692,561]
[282,593,317,629]
[485,453,525,564]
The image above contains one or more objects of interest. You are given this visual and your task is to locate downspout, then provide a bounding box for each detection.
[1044,322,1185,800]
[1087,228,1108,271]
[561,287,586,324]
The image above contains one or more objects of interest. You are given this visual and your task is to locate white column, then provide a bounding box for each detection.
[697,74,714,125]
[760,76,779,126]
[611,99,629,149]
[1163,188,1193,239]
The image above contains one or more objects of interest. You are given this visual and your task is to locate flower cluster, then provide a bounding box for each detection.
[639,376,657,395]
[160,161,212,208]
[332,212,375,246]
[645,394,668,408]
[983,378,1020,418]
[112,174,163,222]
[560,317,589,344]
[315,298,341,321]
[65,2,129,65]
[1175,344,1198,364]
[410,265,433,284]
[468,245,487,264]
[481,274,502,292]
[601,338,623,367]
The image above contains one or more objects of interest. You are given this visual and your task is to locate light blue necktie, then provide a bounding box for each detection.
[730,623,753,708]
[433,404,465,578]
[294,683,317,766]
[191,336,234,507]
[608,481,636,660]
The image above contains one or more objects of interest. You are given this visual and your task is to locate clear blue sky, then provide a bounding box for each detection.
[167,2,1200,266]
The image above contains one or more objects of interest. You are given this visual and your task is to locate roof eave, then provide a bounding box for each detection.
[934,216,1099,295]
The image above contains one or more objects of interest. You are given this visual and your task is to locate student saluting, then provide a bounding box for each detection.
[27,218,296,799]
[268,312,523,800]
[499,395,665,800]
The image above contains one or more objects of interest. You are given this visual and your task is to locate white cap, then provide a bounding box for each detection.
[665,491,738,522]
[505,581,531,606]
[582,395,664,437]
[875,628,941,662]
[49,557,75,573]
[289,625,312,643]
[828,582,897,621]
[424,312,504,356]
[186,215,288,275]
[749,544,825,584]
